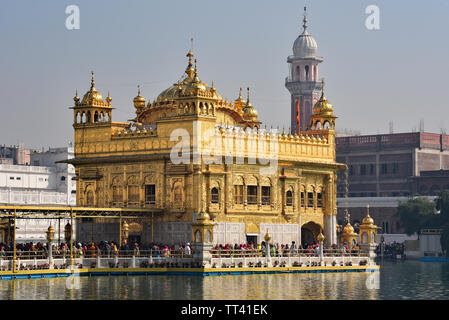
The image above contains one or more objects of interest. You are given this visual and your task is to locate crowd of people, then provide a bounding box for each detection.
[376,241,405,259]
[0,239,364,260]
[210,241,357,257]
[0,241,195,259]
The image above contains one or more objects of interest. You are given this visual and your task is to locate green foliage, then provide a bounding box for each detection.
[396,198,435,236]
[437,191,449,256]
[436,190,449,217]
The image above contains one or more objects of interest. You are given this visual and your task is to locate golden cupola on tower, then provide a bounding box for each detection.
[310,79,337,130]
[359,204,378,245]
[81,72,106,106]
[340,210,358,249]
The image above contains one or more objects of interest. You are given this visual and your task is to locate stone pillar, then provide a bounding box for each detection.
[360,243,377,265]
[192,211,216,268]
[192,243,213,267]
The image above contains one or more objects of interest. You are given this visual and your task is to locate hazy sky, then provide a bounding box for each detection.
[0,0,448,149]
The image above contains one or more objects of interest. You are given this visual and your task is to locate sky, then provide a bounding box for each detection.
[0,0,448,149]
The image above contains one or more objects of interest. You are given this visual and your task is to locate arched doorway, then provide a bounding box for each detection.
[301,221,322,248]
[128,222,143,245]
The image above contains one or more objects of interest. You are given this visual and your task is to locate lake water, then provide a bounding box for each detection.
[1,260,449,300]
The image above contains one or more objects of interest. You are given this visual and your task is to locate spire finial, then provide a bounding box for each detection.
[247,87,250,103]
[320,78,325,99]
[106,90,112,105]
[302,6,308,32]
[138,85,141,96]
[239,87,242,98]
[345,209,351,224]
[74,89,80,104]
[91,71,95,89]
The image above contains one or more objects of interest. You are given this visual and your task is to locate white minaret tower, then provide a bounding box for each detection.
[285,7,323,133]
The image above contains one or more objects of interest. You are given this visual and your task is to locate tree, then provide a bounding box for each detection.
[396,197,436,236]
[436,191,449,256]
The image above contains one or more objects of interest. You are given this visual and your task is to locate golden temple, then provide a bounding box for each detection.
[68,50,346,247]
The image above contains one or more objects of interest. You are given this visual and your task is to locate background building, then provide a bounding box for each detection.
[0,146,75,243]
[335,132,449,234]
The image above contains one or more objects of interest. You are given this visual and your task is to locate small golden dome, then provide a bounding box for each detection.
[196,211,211,221]
[73,90,80,104]
[106,91,112,105]
[133,85,146,109]
[242,87,258,120]
[343,222,355,235]
[317,231,325,243]
[81,72,105,106]
[362,204,374,225]
[264,230,271,242]
[313,79,333,115]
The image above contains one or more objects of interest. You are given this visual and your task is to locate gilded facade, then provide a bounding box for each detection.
[69,51,345,246]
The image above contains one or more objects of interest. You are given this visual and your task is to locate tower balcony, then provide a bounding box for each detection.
[285,78,323,94]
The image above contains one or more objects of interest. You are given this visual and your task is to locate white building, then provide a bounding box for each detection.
[0,147,76,243]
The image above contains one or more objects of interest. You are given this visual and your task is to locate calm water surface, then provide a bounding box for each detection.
[1,260,449,300]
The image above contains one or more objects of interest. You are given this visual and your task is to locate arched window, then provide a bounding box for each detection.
[361,232,368,244]
[307,192,314,208]
[60,176,66,181]
[174,184,183,206]
[305,65,310,81]
[112,186,123,207]
[128,185,140,207]
[211,187,219,204]
[86,191,94,206]
[94,111,99,123]
[195,230,202,243]
[205,230,212,243]
[286,190,293,206]
[296,66,300,81]
[317,193,323,208]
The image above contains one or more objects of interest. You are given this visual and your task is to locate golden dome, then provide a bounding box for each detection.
[264,230,271,242]
[73,90,80,105]
[81,72,105,106]
[133,86,146,109]
[362,204,375,225]
[196,211,211,221]
[155,54,223,104]
[242,88,258,120]
[317,231,325,243]
[313,80,333,115]
[343,222,355,235]
[106,91,112,105]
